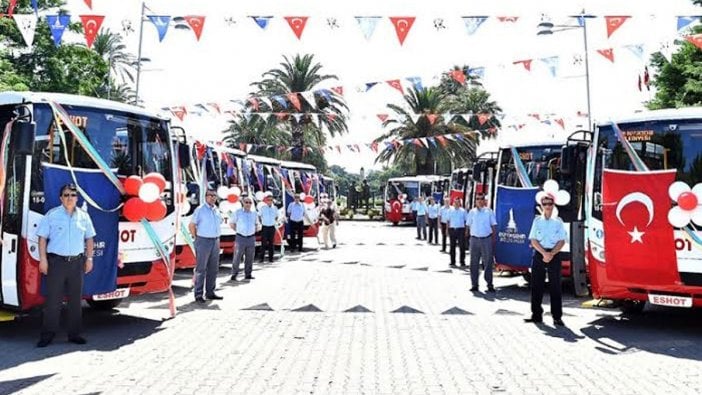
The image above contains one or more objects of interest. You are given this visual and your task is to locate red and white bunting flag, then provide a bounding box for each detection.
[207,103,221,114]
[450,69,466,84]
[258,96,272,110]
[685,34,702,50]
[408,113,420,123]
[377,114,389,123]
[184,16,206,40]
[284,16,308,40]
[605,16,629,38]
[79,15,105,49]
[300,91,317,109]
[389,16,415,45]
[528,113,541,121]
[426,114,438,125]
[443,112,454,122]
[331,86,344,96]
[477,114,489,125]
[412,139,423,147]
[258,113,271,122]
[554,118,565,130]
[326,113,337,122]
[13,14,38,47]
[597,48,615,63]
[497,16,519,23]
[460,114,472,124]
[370,142,379,152]
[83,0,92,9]
[292,113,303,123]
[435,135,448,147]
[513,59,532,72]
[287,93,302,111]
[7,0,17,16]
[248,97,260,111]
[386,79,404,94]
[275,112,288,121]
[171,106,187,121]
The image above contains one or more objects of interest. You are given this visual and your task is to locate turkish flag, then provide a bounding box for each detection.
[602,169,678,286]
[79,15,105,49]
[184,16,206,41]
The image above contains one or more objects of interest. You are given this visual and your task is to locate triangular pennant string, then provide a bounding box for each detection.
[597,48,615,63]
[461,16,487,35]
[284,16,308,40]
[251,16,272,30]
[46,14,71,47]
[184,16,206,40]
[355,16,381,40]
[147,15,171,42]
[79,15,105,49]
[12,14,38,47]
[605,16,630,38]
[389,17,415,45]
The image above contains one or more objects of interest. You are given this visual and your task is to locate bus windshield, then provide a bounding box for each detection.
[386,181,419,201]
[498,145,562,187]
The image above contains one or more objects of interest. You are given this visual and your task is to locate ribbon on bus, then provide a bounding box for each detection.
[141,219,177,318]
[509,146,534,188]
[180,221,196,258]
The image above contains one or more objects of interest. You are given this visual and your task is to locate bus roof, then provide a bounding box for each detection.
[601,107,702,125]
[500,141,565,149]
[0,91,168,121]
[247,154,281,166]
[388,175,442,183]
[279,160,317,171]
[210,144,246,157]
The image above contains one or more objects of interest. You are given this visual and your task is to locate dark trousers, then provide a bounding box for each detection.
[194,236,220,298]
[43,254,85,337]
[470,236,494,288]
[233,235,255,277]
[416,215,427,239]
[449,227,466,265]
[440,222,448,251]
[290,220,304,251]
[260,225,275,261]
[427,218,438,244]
[530,250,563,320]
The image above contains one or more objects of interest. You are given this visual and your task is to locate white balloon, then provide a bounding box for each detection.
[555,190,571,206]
[691,208,702,227]
[230,186,241,196]
[692,183,702,203]
[668,206,690,228]
[181,201,191,215]
[299,192,306,200]
[543,179,559,194]
[139,183,160,203]
[669,181,690,202]
[257,202,265,211]
[535,191,547,204]
[219,201,232,213]
[255,191,265,201]
[217,186,229,199]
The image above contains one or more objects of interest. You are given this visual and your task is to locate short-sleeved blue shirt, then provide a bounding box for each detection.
[439,205,452,224]
[37,206,96,256]
[466,207,497,237]
[426,203,440,219]
[191,203,223,238]
[447,207,467,229]
[287,202,305,222]
[528,215,567,249]
[259,204,279,226]
[231,208,259,236]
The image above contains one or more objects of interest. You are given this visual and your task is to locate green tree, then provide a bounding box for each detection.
[91,28,138,101]
[246,54,349,164]
[374,86,476,175]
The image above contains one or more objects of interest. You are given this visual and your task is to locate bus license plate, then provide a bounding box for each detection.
[93,288,130,301]
[648,294,692,308]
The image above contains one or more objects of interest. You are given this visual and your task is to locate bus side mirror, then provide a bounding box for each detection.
[472,163,484,180]
[12,121,35,155]
[560,145,577,175]
[178,142,191,169]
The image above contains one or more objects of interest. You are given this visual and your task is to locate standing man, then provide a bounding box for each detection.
[36,183,95,347]
[189,188,224,303]
[466,193,497,292]
[287,193,306,252]
[258,192,279,263]
[438,197,451,253]
[447,198,467,267]
[525,195,567,326]
[426,197,440,245]
[319,200,339,249]
[231,196,261,281]
[415,196,428,240]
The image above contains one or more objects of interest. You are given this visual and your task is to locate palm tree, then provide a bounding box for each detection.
[440,65,502,138]
[91,29,139,101]
[248,54,349,162]
[374,87,477,175]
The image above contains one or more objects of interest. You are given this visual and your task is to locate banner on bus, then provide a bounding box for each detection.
[495,185,538,268]
[42,164,121,296]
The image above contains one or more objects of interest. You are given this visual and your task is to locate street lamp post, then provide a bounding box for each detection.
[537,12,594,131]
[134,2,146,106]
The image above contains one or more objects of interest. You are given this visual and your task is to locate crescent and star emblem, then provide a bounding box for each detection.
[397,20,408,32]
[86,20,97,34]
[615,192,653,244]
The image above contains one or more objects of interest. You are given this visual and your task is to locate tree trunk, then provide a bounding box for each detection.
[416,149,435,175]
[291,123,304,162]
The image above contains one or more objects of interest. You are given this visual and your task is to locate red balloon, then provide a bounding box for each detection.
[123,197,147,222]
[304,195,314,204]
[143,172,167,193]
[678,191,698,211]
[145,200,167,221]
[227,194,239,203]
[124,176,143,196]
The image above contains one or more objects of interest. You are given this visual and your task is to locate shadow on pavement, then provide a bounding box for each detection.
[0,374,56,395]
[0,309,165,371]
[580,307,702,361]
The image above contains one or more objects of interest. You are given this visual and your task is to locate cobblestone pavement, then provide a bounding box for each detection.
[2,221,702,394]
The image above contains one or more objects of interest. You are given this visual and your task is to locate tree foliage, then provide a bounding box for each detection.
[648,25,702,109]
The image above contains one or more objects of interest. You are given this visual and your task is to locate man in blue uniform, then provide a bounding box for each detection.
[189,188,224,303]
[438,197,451,252]
[36,183,95,347]
[466,193,497,292]
[447,198,467,267]
[415,196,428,240]
[258,192,279,263]
[525,195,567,326]
[231,196,261,280]
[287,193,306,252]
[426,197,440,244]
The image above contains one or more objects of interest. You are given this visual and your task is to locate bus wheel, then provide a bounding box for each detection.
[392,222,399,226]
[620,299,645,314]
[87,298,123,311]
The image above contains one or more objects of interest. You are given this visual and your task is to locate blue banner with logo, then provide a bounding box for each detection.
[42,164,121,296]
[46,15,71,47]
[495,185,538,269]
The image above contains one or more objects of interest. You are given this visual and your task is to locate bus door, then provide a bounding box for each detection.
[0,116,35,309]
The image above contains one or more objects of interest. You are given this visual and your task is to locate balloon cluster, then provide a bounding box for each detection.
[398,193,408,203]
[535,180,570,218]
[218,185,242,214]
[123,173,167,222]
[668,181,702,228]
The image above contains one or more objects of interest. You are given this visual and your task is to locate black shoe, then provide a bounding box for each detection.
[206,294,223,300]
[469,286,479,292]
[449,263,457,267]
[37,333,54,348]
[332,244,336,248]
[524,317,543,324]
[244,276,255,280]
[553,319,565,326]
[195,296,206,303]
[459,263,466,267]
[68,335,87,345]
[230,275,238,281]
[268,259,275,263]
[486,286,496,293]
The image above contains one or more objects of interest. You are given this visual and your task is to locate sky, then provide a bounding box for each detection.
[61,0,702,174]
